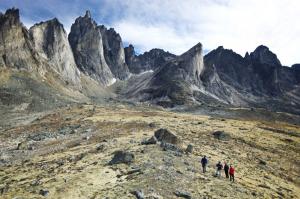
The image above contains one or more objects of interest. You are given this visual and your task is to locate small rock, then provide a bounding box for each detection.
[259,159,267,165]
[154,128,179,144]
[127,168,142,175]
[212,131,231,140]
[30,179,40,186]
[39,189,49,196]
[149,123,156,128]
[174,190,191,199]
[108,151,134,165]
[0,185,9,195]
[17,142,34,150]
[185,144,193,153]
[131,190,144,199]
[96,143,106,151]
[141,136,157,145]
[160,142,183,154]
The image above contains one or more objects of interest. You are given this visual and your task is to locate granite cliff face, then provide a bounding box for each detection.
[124,45,176,74]
[68,11,114,86]
[0,8,42,72]
[99,25,130,80]
[29,18,81,86]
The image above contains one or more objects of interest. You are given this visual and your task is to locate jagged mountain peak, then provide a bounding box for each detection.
[68,10,115,86]
[250,45,281,66]
[181,42,202,57]
[0,7,21,26]
[29,16,81,86]
[73,10,97,28]
[178,42,204,79]
[31,18,65,32]
[98,24,130,80]
[85,10,91,18]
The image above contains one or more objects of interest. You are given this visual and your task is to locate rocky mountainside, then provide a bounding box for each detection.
[99,25,130,80]
[124,45,176,74]
[29,18,81,86]
[68,11,115,86]
[0,8,42,72]
[0,7,299,114]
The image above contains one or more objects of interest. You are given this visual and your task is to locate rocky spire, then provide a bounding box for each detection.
[85,10,91,18]
[0,8,42,71]
[179,42,204,79]
[68,11,114,86]
[98,25,130,80]
[29,18,81,86]
[124,44,135,67]
[0,8,21,26]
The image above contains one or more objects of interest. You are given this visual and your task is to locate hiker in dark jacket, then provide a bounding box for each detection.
[216,161,223,177]
[201,156,208,173]
[224,162,229,178]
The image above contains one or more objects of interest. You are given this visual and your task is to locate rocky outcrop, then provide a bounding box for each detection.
[250,45,281,66]
[124,45,176,74]
[108,150,134,165]
[124,43,204,106]
[99,25,130,80]
[29,18,81,86]
[0,8,41,72]
[154,128,179,145]
[201,45,300,111]
[68,11,114,86]
[203,45,284,97]
[292,64,300,83]
[177,42,204,81]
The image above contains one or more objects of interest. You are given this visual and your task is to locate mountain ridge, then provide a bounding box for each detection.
[0,8,299,114]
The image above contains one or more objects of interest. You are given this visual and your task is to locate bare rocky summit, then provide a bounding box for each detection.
[68,11,114,86]
[99,25,130,80]
[30,18,81,86]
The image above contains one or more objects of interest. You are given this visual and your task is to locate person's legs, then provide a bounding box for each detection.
[230,174,234,182]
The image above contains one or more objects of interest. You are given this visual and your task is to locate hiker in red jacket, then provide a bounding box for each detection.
[229,165,235,182]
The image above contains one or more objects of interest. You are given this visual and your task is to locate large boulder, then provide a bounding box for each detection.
[212,131,231,141]
[154,128,179,144]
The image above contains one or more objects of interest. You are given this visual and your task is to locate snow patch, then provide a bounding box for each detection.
[139,70,154,75]
[107,78,117,86]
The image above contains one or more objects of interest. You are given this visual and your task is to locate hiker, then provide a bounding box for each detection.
[229,165,235,182]
[201,156,208,173]
[224,162,229,178]
[215,161,223,177]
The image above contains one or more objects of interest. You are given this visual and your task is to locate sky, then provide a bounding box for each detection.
[0,0,299,66]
